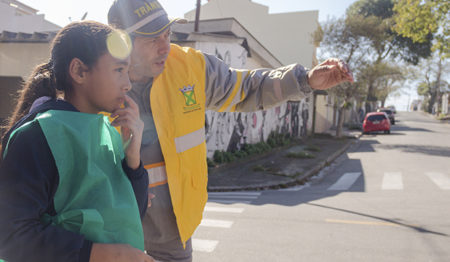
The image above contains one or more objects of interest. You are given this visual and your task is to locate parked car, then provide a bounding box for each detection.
[363,112,391,134]
[387,105,397,114]
[377,108,395,124]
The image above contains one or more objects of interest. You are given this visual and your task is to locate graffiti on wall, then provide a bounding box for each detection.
[197,41,310,157]
[205,100,309,157]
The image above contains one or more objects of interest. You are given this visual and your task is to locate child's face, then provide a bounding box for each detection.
[83,53,131,113]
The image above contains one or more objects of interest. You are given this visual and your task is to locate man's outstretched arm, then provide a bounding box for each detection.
[203,54,353,112]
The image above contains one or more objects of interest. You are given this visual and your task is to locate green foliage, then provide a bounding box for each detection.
[207,158,216,168]
[267,132,291,147]
[213,150,226,164]
[305,145,321,152]
[252,165,267,172]
[393,0,449,58]
[208,132,294,165]
[285,151,316,159]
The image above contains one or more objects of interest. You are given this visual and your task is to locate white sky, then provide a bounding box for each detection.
[19,0,358,27]
[18,0,417,111]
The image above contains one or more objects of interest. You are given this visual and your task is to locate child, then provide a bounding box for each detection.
[0,21,154,262]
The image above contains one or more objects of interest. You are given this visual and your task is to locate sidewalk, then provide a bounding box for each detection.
[207,128,361,191]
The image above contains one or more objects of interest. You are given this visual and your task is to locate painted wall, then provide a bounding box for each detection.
[193,41,312,157]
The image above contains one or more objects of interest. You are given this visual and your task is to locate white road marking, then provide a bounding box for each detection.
[192,239,219,252]
[426,172,450,190]
[200,219,233,228]
[204,205,244,213]
[327,172,362,191]
[382,172,403,190]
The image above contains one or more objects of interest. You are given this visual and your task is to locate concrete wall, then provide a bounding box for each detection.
[0,43,51,119]
[0,42,51,78]
[0,1,60,33]
[184,0,318,67]
[314,94,334,133]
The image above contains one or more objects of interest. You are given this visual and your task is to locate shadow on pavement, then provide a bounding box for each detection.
[375,144,450,157]
[305,203,448,237]
[207,140,450,238]
[392,125,434,133]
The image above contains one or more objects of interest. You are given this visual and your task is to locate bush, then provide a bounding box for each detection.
[210,131,296,167]
[213,150,225,164]
[207,158,216,167]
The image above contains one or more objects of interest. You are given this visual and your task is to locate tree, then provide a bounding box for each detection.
[415,53,450,113]
[393,0,449,58]
[393,0,449,114]
[316,17,368,137]
[346,0,433,113]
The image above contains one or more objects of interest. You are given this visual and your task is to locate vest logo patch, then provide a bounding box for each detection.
[179,85,201,113]
[180,85,197,106]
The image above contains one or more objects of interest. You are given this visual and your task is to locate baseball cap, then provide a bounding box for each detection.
[108,0,187,37]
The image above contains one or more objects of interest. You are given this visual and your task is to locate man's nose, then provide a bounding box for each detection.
[157,38,170,55]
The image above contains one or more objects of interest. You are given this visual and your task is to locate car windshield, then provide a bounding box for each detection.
[367,115,386,121]
[380,109,392,114]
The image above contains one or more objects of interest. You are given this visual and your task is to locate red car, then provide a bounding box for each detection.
[363,112,391,134]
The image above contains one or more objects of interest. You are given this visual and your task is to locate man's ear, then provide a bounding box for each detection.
[69,58,89,85]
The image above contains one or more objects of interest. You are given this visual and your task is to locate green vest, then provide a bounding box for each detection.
[6,110,144,258]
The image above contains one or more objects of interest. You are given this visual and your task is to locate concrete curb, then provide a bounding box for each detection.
[208,135,360,192]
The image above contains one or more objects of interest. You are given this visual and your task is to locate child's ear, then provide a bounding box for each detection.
[69,58,89,84]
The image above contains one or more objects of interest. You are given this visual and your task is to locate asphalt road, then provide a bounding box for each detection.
[192,111,450,262]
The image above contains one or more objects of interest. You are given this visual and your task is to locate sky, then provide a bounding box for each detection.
[20,0,358,27]
[18,0,415,111]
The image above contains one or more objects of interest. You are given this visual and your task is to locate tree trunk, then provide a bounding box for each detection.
[436,59,443,113]
[332,103,337,128]
[336,106,345,138]
[428,90,437,114]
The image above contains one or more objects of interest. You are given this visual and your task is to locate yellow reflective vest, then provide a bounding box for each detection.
[151,44,208,246]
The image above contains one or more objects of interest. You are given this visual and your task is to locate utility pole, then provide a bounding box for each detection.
[194,0,201,32]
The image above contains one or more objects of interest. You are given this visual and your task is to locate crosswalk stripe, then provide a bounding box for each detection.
[208,192,262,196]
[327,172,362,191]
[426,172,450,190]
[200,219,233,228]
[208,199,252,204]
[192,239,219,252]
[204,206,244,213]
[382,172,403,190]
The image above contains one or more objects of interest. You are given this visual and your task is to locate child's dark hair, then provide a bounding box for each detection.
[1,21,114,153]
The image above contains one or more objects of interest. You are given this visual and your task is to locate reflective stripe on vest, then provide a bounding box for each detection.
[145,163,168,188]
[175,127,205,153]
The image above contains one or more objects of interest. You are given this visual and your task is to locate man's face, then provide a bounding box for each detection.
[129,28,171,82]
